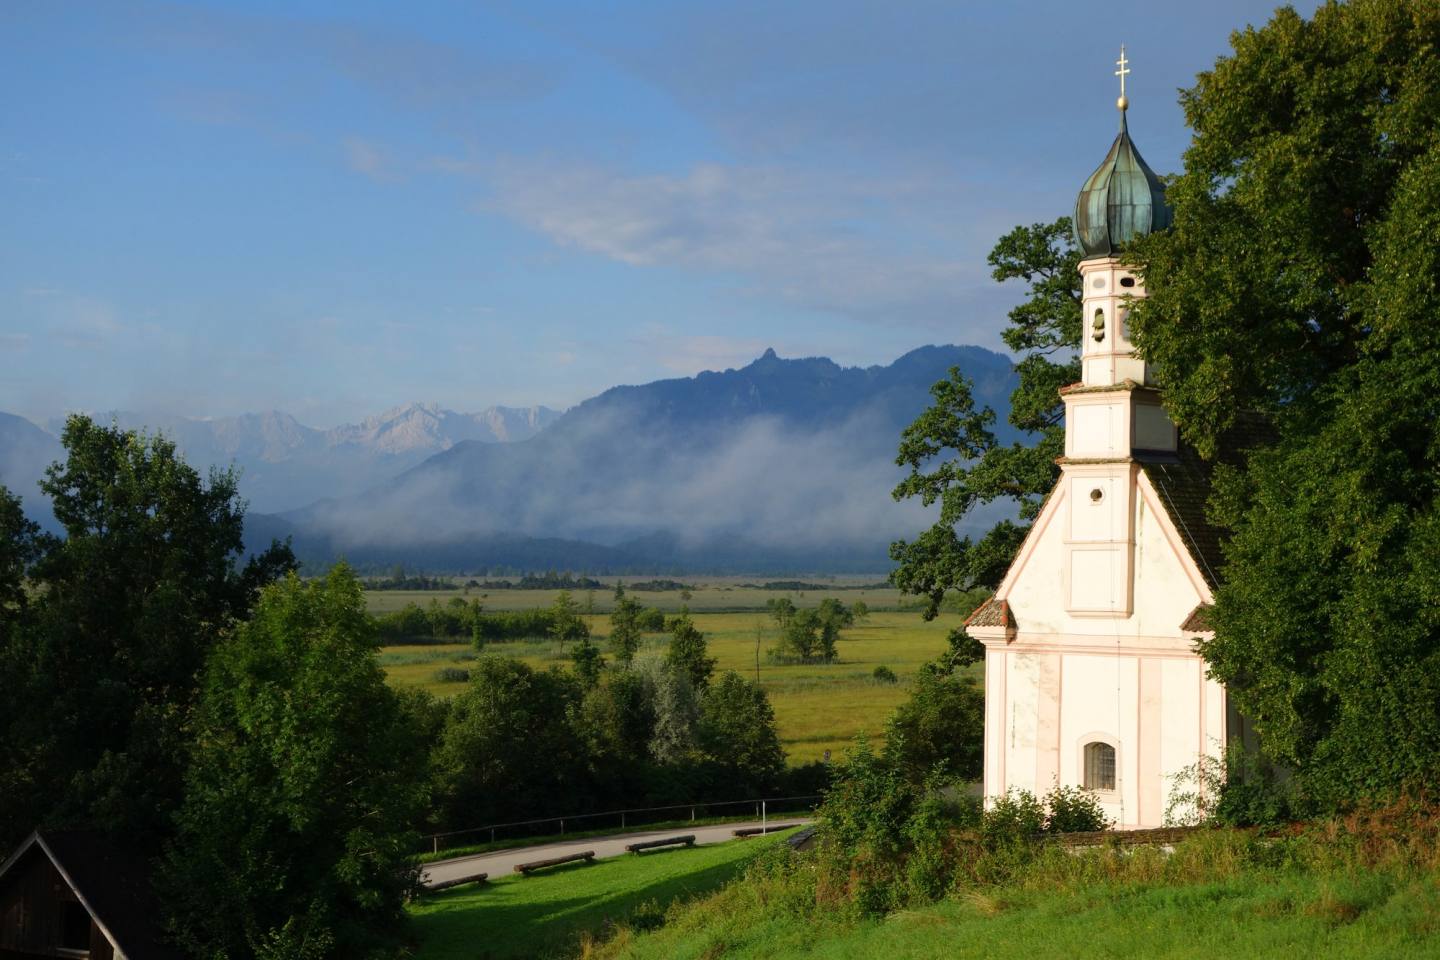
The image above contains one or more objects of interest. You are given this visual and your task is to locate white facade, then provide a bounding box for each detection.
[968,255,1225,828]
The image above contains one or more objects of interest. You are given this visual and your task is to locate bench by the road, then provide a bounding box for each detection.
[733,823,800,837]
[625,834,695,853]
[514,851,595,874]
[420,818,814,888]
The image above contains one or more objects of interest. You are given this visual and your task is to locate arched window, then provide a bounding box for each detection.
[1083,741,1116,792]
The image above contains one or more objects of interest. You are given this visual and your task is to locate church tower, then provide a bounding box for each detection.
[966,49,1229,828]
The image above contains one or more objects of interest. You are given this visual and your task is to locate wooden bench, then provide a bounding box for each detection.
[514,850,596,874]
[732,823,799,838]
[625,834,696,854]
[426,872,488,892]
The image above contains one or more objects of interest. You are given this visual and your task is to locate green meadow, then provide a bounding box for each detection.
[410,832,792,960]
[371,581,964,764]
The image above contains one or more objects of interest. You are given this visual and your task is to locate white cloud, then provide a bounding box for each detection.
[482,159,996,329]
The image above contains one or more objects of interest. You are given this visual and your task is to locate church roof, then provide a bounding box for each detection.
[1180,603,1214,633]
[965,596,1013,629]
[1074,112,1172,259]
[1138,415,1275,591]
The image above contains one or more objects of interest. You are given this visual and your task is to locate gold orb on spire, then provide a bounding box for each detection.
[1115,46,1130,113]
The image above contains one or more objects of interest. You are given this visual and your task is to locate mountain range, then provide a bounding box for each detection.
[2,346,1021,573]
[1,403,559,520]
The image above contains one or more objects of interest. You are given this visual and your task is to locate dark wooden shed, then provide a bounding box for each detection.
[0,831,183,960]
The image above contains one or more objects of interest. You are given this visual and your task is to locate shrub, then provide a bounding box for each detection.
[1043,783,1110,833]
[883,671,983,782]
[636,607,666,632]
[872,665,898,684]
[432,666,471,683]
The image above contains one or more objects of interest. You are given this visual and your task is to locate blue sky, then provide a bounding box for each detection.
[1,1,1300,425]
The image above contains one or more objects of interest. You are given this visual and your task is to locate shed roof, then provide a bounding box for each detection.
[0,830,185,960]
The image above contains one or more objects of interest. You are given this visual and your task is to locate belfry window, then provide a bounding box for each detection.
[1083,741,1116,792]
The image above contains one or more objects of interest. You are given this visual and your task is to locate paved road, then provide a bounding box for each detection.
[421,818,814,887]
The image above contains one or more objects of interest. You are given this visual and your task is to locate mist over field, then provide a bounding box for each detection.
[274,345,1022,572]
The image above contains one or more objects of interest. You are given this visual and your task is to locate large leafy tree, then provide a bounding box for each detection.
[0,415,293,849]
[1126,0,1440,805]
[162,567,427,960]
[889,218,1082,657]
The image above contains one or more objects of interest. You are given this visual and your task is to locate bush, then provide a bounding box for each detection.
[883,671,983,782]
[432,666,471,683]
[636,607,666,632]
[872,665,898,684]
[981,784,1110,842]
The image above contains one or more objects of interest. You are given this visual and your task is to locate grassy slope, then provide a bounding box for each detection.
[602,865,1440,959]
[377,605,963,763]
[410,835,788,960]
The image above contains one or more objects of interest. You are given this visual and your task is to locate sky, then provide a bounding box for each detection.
[1,0,1306,426]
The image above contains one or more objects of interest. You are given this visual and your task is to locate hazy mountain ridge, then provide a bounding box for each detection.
[274,345,1022,573]
[11,402,560,515]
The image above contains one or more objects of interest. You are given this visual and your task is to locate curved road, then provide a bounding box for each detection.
[421,819,814,887]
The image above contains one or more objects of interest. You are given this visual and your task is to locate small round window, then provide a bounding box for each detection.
[1090,488,1104,503]
[1119,276,1136,288]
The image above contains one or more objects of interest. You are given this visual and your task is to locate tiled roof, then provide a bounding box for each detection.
[1138,414,1274,591]
[965,596,1013,629]
[1180,603,1214,633]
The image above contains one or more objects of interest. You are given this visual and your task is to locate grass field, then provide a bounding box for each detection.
[377,604,965,763]
[368,579,916,614]
[596,866,1440,959]
[410,832,792,960]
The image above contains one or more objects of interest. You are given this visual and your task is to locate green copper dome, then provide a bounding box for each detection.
[1074,112,1172,258]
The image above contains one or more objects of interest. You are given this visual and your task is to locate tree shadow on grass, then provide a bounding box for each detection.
[413,855,751,960]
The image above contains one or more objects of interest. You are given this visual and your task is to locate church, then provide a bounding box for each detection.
[964,53,1245,828]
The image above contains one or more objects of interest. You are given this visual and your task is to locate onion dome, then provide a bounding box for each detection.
[1073,109,1172,258]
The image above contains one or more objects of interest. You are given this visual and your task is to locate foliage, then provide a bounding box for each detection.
[161,567,426,960]
[0,416,293,850]
[665,611,716,691]
[882,671,984,782]
[699,672,786,794]
[1164,743,1297,828]
[636,606,666,631]
[609,595,643,664]
[981,785,1110,843]
[0,484,45,627]
[548,589,589,647]
[769,608,841,664]
[765,596,795,626]
[870,665,897,684]
[889,218,1080,658]
[571,634,606,689]
[432,657,586,829]
[1124,0,1440,809]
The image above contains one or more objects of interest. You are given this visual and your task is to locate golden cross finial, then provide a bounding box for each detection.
[1115,45,1130,111]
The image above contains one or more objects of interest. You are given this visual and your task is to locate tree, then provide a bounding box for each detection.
[699,672,785,794]
[889,219,1081,657]
[432,657,586,827]
[666,611,716,691]
[1124,0,1440,807]
[772,608,841,664]
[883,671,985,783]
[571,634,606,689]
[0,416,293,850]
[766,596,796,627]
[608,595,643,664]
[548,589,588,648]
[160,567,426,960]
[0,484,45,628]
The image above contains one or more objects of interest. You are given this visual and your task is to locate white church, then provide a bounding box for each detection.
[965,56,1246,828]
